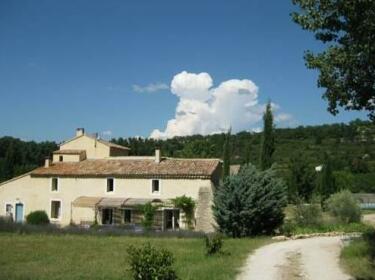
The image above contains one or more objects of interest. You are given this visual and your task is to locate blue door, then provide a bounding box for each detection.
[15,203,24,223]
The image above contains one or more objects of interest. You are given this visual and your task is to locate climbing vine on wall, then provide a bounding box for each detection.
[172,195,196,229]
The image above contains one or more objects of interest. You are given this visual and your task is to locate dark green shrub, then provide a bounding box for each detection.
[127,243,178,280]
[363,228,375,261]
[204,234,223,255]
[26,211,49,225]
[213,164,287,237]
[280,220,296,237]
[326,190,361,223]
[292,200,323,227]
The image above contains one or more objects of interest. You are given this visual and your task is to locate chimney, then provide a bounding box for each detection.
[45,158,51,168]
[155,149,161,163]
[76,128,85,137]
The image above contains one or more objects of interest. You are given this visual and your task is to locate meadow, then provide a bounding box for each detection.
[0,233,269,280]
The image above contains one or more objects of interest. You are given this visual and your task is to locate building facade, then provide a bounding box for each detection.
[0,129,221,232]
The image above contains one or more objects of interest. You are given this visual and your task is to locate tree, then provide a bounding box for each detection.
[317,153,337,201]
[288,152,316,202]
[326,190,361,223]
[213,164,287,237]
[350,157,370,173]
[222,129,231,179]
[260,102,275,170]
[333,170,355,191]
[292,0,375,120]
[3,142,16,180]
[244,141,252,165]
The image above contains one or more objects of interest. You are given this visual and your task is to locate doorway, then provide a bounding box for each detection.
[164,209,180,230]
[102,208,113,225]
[15,203,24,223]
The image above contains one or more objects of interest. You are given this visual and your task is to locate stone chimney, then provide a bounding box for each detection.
[155,149,161,163]
[76,128,85,137]
[45,158,51,168]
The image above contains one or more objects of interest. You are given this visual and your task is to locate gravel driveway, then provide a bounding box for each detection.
[237,236,353,280]
[363,214,375,226]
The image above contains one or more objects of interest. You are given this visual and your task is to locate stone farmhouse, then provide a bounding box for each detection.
[0,129,222,232]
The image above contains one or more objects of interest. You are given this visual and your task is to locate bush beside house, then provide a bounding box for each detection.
[213,164,287,237]
[26,211,50,225]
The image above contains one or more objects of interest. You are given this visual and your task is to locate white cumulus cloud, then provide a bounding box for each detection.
[132,82,169,93]
[150,71,293,139]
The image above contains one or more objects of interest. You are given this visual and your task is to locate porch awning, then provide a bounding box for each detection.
[125,198,169,206]
[98,197,127,208]
[72,196,102,208]
[72,196,168,208]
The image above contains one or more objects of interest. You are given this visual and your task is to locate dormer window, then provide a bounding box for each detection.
[151,179,160,194]
[106,178,114,193]
[51,178,59,192]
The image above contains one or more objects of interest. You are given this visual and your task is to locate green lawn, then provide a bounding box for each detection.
[341,239,375,280]
[0,233,269,280]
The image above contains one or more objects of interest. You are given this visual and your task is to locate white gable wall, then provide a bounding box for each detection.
[60,136,110,159]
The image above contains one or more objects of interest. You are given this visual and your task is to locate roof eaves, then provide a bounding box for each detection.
[0,171,34,187]
[30,173,213,179]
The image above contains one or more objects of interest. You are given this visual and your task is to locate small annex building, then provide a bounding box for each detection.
[0,128,222,232]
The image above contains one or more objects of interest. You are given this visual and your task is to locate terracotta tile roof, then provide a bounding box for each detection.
[31,158,221,179]
[97,138,130,150]
[53,149,86,155]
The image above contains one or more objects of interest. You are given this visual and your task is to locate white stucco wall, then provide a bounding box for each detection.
[52,154,82,162]
[0,174,214,230]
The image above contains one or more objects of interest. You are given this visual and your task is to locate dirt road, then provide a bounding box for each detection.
[363,214,375,226]
[237,236,353,280]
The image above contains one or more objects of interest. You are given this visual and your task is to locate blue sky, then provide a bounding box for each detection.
[0,0,366,142]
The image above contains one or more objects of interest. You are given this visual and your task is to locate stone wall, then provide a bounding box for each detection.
[195,186,216,232]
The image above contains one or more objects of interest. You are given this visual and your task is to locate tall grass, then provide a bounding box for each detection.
[341,238,375,280]
[0,233,270,280]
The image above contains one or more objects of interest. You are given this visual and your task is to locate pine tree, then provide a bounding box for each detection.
[259,102,275,170]
[222,129,231,179]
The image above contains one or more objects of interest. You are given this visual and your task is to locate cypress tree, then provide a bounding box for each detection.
[259,102,275,170]
[244,141,251,165]
[288,151,316,202]
[318,152,336,201]
[222,129,231,179]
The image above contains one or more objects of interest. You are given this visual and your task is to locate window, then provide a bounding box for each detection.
[59,156,63,162]
[50,200,61,220]
[151,179,160,194]
[5,204,12,216]
[106,178,114,193]
[51,178,59,192]
[124,209,132,223]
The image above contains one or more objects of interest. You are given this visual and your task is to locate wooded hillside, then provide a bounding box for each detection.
[1,119,374,192]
